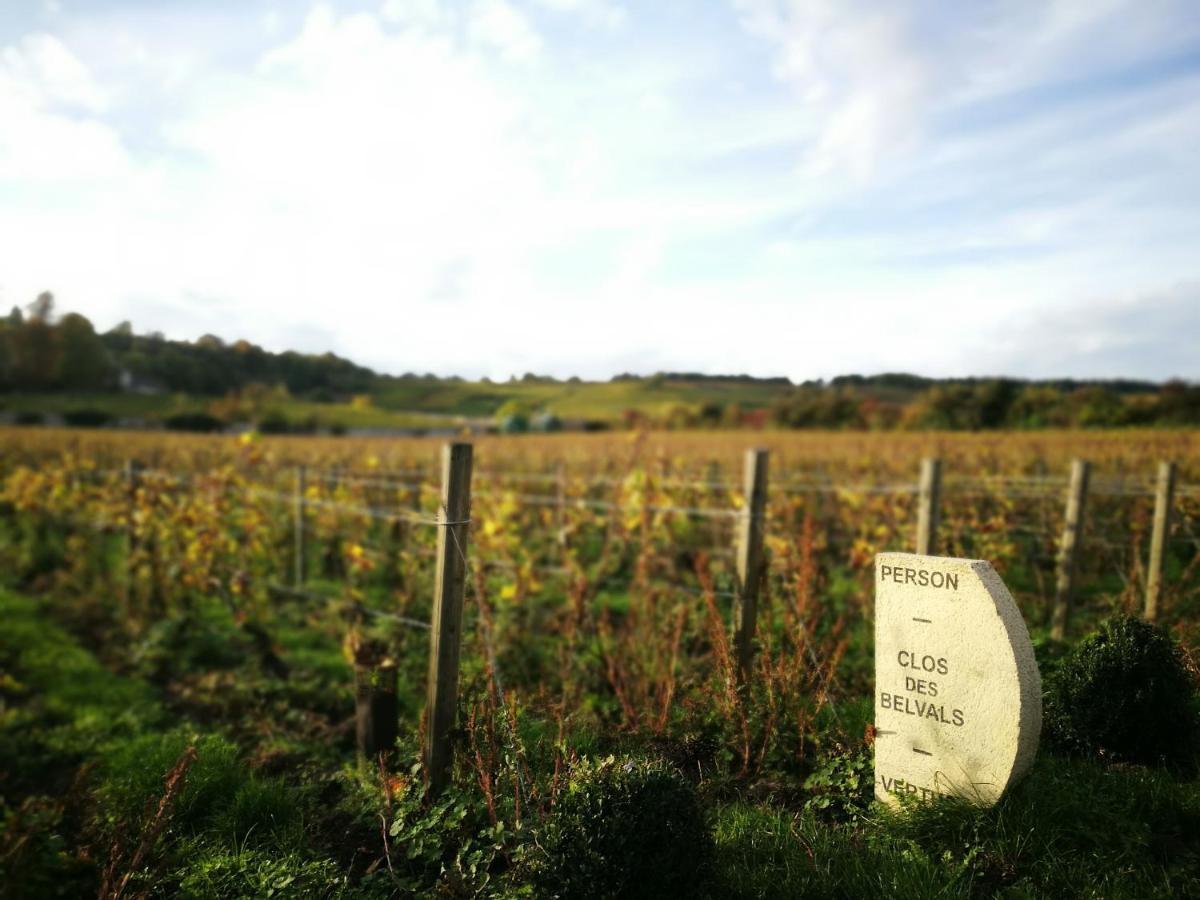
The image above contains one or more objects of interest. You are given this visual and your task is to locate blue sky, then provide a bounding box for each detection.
[1,0,1198,381]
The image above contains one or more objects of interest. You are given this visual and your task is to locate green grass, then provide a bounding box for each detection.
[5,581,1200,897]
[710,755,1200,898]
[371,375,791,421]
[0,590,378,898]
[0,590,163,780]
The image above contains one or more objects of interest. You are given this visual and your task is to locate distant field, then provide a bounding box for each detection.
[370,376,792,420]
[0,377,792,430]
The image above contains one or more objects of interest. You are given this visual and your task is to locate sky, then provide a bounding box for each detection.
[1,0,1199,382]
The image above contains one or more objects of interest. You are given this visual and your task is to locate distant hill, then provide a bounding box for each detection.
[0,294,1196,432]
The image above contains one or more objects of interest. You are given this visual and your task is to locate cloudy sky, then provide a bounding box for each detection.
[2,0,1198,381]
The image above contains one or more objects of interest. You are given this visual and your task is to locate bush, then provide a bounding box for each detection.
[164,412,225,433]
[258,413,292,434]
[533,756,710,899]
[803,743,874,824]
[1045,616,1198,766]
[14,411,43,426]
[62,408,112,428]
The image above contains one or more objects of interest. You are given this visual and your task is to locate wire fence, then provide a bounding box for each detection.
[6,451,1199,781]
[7,457,1198,635]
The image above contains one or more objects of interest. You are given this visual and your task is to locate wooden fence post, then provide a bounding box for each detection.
[555,460,567,553]
[915,457,942,556]
[293,464,307,587]
[1050,458,1090,641]
[124,458,141,602]
[424,442,474,796]
[733,449,768,685]
[1144,461,1176,624]
[356,649,399,764]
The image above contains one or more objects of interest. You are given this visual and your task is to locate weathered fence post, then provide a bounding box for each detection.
[124,458,141,603]
[424,442,474,796]
[293,464,307,587]
[355,645,399,764]
[915,457,942,556]
[555,460,567,552]
[1144,461,1176,624]
[734,448,768,685]
[1050,458,1090,641]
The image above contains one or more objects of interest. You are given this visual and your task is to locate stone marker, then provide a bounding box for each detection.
[875,553,1040,806]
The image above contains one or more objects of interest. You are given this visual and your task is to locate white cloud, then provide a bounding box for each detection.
[467,0,542,63]
[379,0,447,32]
[0,1,1197,381]
[1,32,107,112]
[0,34,127,181]
[0,7,559,365]
[533,0,625,30]
[732,0,1200,182]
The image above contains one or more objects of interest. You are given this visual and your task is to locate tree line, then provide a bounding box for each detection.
[766,380,1200,430]
[0,294,1196,430]
[0,293,374,398]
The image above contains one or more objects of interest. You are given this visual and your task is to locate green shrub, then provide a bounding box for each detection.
[258,412,292,434]
[163,412,225,433]
[0,796,96,899]
[803,743,874,824]
[97,731,299,843]
[132,609,243,682]
[532,756,710,899]
[174,844,350,899]
[380,759,512,895]
[61,409,112,428]
[1045,616,1198,765]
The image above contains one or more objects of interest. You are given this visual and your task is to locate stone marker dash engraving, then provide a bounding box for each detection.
[875,553,1040,806]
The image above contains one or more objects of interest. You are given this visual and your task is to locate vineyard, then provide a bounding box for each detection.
[3,427,1200,898]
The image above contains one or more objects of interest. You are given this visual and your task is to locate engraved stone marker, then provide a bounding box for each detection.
[875,553,1040,806]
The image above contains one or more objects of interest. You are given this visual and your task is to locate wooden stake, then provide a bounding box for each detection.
[1050,459,1090,641]
[915,457,942,556]
[734,448,768,685]
[424,442,474,796]
[124,458,141,605]
[293,464,307,587]
[555,460,567,552]
[356,659,399,763]
[1144,461,1176,624]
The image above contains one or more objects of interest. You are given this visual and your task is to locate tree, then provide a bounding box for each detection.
[9,298,59,390]
[1067,386,1128,428]
[974,379,1018,429]
[772,387,864,429]
[1008,386,1066,428]
[56,313,114,389]
[26,291,55,322]
[1152,380,1200,425]
[902,385,980,430]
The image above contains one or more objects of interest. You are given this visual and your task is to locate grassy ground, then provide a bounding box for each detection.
[3,584,1199,898]
[2,427,1198,896]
